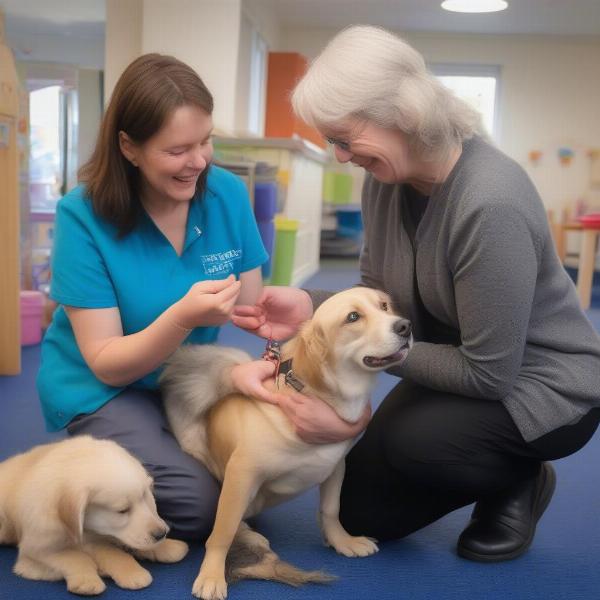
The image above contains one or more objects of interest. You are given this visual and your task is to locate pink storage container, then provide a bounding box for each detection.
[20,290,45,346]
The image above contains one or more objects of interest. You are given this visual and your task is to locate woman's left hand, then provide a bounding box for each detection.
[278,391,372,445]
[228,360,372,444]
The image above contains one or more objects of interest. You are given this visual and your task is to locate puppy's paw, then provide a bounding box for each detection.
[66,573,107,595]
[149,539,189,563]
[13,555,61,581]
[192,571,228,600]
[327,534,379,557]
[112,565,153,590]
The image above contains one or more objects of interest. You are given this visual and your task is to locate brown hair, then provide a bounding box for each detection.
[79,53,214,236]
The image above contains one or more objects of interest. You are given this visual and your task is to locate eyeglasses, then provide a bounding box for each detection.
[325,136,351,152]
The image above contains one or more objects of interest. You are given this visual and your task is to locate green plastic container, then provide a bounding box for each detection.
[323,172,353,204]
[270,216,299,286]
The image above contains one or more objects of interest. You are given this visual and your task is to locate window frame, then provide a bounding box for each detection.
[247,27,268,137]
[430,62,502,140]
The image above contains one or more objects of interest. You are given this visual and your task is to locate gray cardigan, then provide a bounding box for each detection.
[312,136,600,441]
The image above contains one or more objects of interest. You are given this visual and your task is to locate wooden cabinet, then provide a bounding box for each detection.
[0,10,21,375]
[265,52,325,149]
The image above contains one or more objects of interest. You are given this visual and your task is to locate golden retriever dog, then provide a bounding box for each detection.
[0,435,188,595]
[160,287,412,600]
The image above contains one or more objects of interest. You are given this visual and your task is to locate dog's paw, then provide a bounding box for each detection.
[192,571,228,600]
[327,534,379,557]
[112,565,153,590]
[150,539,189,563]
[66,573,107,595]
[0,521,17,546]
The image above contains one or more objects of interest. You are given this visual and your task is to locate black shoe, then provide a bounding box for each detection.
[457,462,556,562]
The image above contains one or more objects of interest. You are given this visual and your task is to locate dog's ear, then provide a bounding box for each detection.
[57,485,90,544]
[293,321,330,391]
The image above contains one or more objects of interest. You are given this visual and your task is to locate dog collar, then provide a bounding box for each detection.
[278,359,305,393]
[262,340,305,392]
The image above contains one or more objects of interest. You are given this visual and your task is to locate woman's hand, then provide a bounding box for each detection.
[232,286,313,340]
[227,359,371,444]
[171,275,241,330]
[278,391,372,445]
[228,360,285,405]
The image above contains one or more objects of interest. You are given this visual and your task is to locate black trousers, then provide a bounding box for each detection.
[339,379,600,542]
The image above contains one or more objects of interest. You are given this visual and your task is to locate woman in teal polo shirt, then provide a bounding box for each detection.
[37,54,273,540]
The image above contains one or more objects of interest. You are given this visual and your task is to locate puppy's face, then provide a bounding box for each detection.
[310,287,412,373]
[83,468,168,551]
[59,442,169,550]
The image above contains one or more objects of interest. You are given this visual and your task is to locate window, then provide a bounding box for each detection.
[431,64,500,139]
[236,13,268,137]
[27,71,78,212]
[248,28,267,136]
[29,85,63,211]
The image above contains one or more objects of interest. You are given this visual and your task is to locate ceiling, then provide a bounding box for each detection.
[0,0,105,38]
[252,0,600,36]
[1,0,600,38]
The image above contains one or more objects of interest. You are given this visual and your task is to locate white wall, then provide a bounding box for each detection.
[77,68,102,168]
[235,12,254,136]
[141,0,242,135]
[242,0,281,50]
[104,0,142,107]
[280,28,600,213]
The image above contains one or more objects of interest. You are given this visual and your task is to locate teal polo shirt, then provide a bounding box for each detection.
[37,165,268,431]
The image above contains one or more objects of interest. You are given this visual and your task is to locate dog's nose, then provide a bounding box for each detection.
[151,527,168,542]
[393,318,412,338]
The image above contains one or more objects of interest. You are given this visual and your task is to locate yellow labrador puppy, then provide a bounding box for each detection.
[160,287,412,600]
[0,435,188,595]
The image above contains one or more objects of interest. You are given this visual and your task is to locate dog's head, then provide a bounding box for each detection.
[291,287,412,391]
[57,437,168,550]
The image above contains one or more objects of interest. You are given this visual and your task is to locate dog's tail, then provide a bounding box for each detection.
[160,344,251,421]
[226,539,336,587]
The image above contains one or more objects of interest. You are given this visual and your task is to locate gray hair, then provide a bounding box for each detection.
[292,25,484,160]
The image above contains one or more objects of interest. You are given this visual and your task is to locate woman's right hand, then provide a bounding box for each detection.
[231,286,313,340]
[171,274,241,330]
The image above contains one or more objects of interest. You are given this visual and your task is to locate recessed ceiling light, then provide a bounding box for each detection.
[441,0,508,13]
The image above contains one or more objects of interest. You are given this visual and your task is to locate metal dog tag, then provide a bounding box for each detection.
[284,370,305,392]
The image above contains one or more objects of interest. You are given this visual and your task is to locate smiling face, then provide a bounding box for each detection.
[304,287,413,377]
[81,445,169,550]
[120,104,214,208]
[324,287,413,372]
[324,119,414,184]
[286,287,412,422]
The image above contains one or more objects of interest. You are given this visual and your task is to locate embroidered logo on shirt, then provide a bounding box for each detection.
[201,249,242,275]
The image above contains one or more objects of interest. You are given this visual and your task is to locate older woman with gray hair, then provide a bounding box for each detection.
[233,25,600,562]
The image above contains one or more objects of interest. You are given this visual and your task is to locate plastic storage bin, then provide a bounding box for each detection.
[257,221,275,278]
[20,290,45,346]
[254,182,278,278]
[323,172,353,204]
[254,182,278,221]
[336,205,363,238]
[271,216,299,286]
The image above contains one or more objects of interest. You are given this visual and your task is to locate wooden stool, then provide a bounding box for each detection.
[576,223,600,310]
[548,215,599,310]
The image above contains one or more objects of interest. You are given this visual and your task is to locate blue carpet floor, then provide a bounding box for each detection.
[1,259,600,600]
